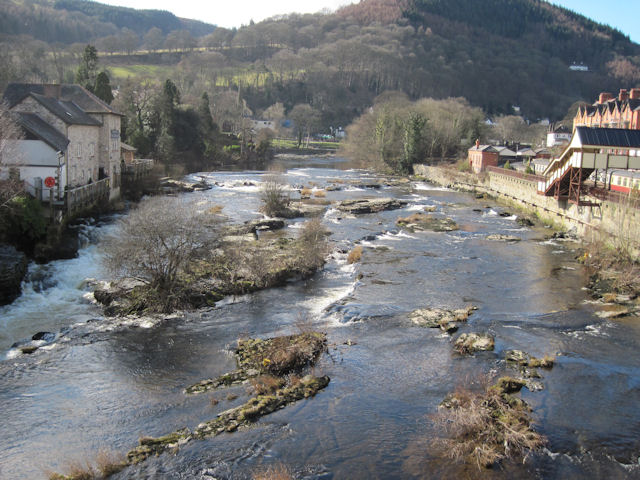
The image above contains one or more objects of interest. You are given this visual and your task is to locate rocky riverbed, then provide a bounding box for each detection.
[2,159,640,479]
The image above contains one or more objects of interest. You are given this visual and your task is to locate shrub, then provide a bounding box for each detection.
[431,379,545,469]
[252,463,293,480]
[250,374,286,394]
[456,158,471,172]
[296,218,330,273]
[347,245,363,264]
[260,174,290,217]
[1,195,47,247]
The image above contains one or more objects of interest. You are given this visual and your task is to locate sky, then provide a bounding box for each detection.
[98,0,640,44]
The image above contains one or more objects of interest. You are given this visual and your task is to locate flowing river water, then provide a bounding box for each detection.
[1,156,639,479]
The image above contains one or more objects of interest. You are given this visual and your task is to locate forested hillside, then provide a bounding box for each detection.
[1,0,639,130]
[0,0,214,44]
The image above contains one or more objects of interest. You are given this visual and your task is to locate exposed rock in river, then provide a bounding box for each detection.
[396,213,458,232]
[486,234,521,242]
[453,332,495,354]
[409,306,476,333]
[185,332,327,394]
[125,331,330,467]
[127,375,330,465]
[160,177,211,193]
[336,197,407,214]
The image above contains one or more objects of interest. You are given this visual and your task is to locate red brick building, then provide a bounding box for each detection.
[574,88,640,130]
[468,140,499,173]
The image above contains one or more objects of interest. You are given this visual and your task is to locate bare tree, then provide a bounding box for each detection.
[102,196,222,292]
[289,104,320,148]
[260,173,290,217]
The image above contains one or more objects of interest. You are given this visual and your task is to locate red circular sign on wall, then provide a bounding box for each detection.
[44,177,56,188]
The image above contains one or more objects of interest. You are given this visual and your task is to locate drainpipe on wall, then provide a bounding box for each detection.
[56,150,63,201]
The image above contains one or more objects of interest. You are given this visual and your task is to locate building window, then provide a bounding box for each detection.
[76,143,82,157]
[111,139,118,151]
[89,143,95,156]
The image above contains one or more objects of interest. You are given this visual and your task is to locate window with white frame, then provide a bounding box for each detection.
[89,143,95,156]
[76,143,82,157]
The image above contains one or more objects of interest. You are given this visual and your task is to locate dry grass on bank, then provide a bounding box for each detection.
[252,463,293,480]
[581,237,640,295]
[430,380,545,469]
[250,374,286,394]
[347,245,363,264]
[47,451,126,480]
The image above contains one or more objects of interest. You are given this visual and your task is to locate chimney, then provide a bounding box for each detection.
[475,139,480,149]
[619,89,629,102]
[43,84,61,99]
[598,92,614,104]
[630,88,640,100]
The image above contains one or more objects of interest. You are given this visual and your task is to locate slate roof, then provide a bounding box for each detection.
[2,83,122,116]
[469,145,498,152]
[15,112,69,152]
[30,93,102,126]
[576,127,640,148]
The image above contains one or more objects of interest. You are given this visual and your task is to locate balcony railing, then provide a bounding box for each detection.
[65,178,110,214]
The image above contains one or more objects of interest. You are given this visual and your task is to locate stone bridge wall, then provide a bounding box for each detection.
[414,164,640,244]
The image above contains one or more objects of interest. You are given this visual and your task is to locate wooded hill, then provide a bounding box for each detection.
[0,0,214,44]
[2,0,640,128]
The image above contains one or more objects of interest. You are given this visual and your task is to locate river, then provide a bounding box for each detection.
[0,156,639,479]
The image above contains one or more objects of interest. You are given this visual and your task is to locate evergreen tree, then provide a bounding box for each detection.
[198,92,218,158]
[76,44,99,92]
[93,71,113,104]
[152,79,180,161]
[401,112,427,173]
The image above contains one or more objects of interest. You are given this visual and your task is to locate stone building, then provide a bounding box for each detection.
[2,83,123,201]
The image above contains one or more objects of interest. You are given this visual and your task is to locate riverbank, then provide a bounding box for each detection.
[414,163,640,310]
[413,163,640,245]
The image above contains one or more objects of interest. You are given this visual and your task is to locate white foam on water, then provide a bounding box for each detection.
[286,170,311,177]
[305,281,358,320]
[412,182,450,192]
[406,204,436,211]
[378,231,418,241]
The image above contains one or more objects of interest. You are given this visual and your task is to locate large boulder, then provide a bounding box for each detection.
[396,213,458,232]
[409,305,476,333]
[0,245,28,305]
[453,332,495,354]
[337,197,407,214]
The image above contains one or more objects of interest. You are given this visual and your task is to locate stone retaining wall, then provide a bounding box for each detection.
[414,164,640,244]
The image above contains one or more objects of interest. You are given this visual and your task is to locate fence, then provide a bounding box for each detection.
[65,178,110,215]
[122,159,154,182]
[486,166,545,183]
